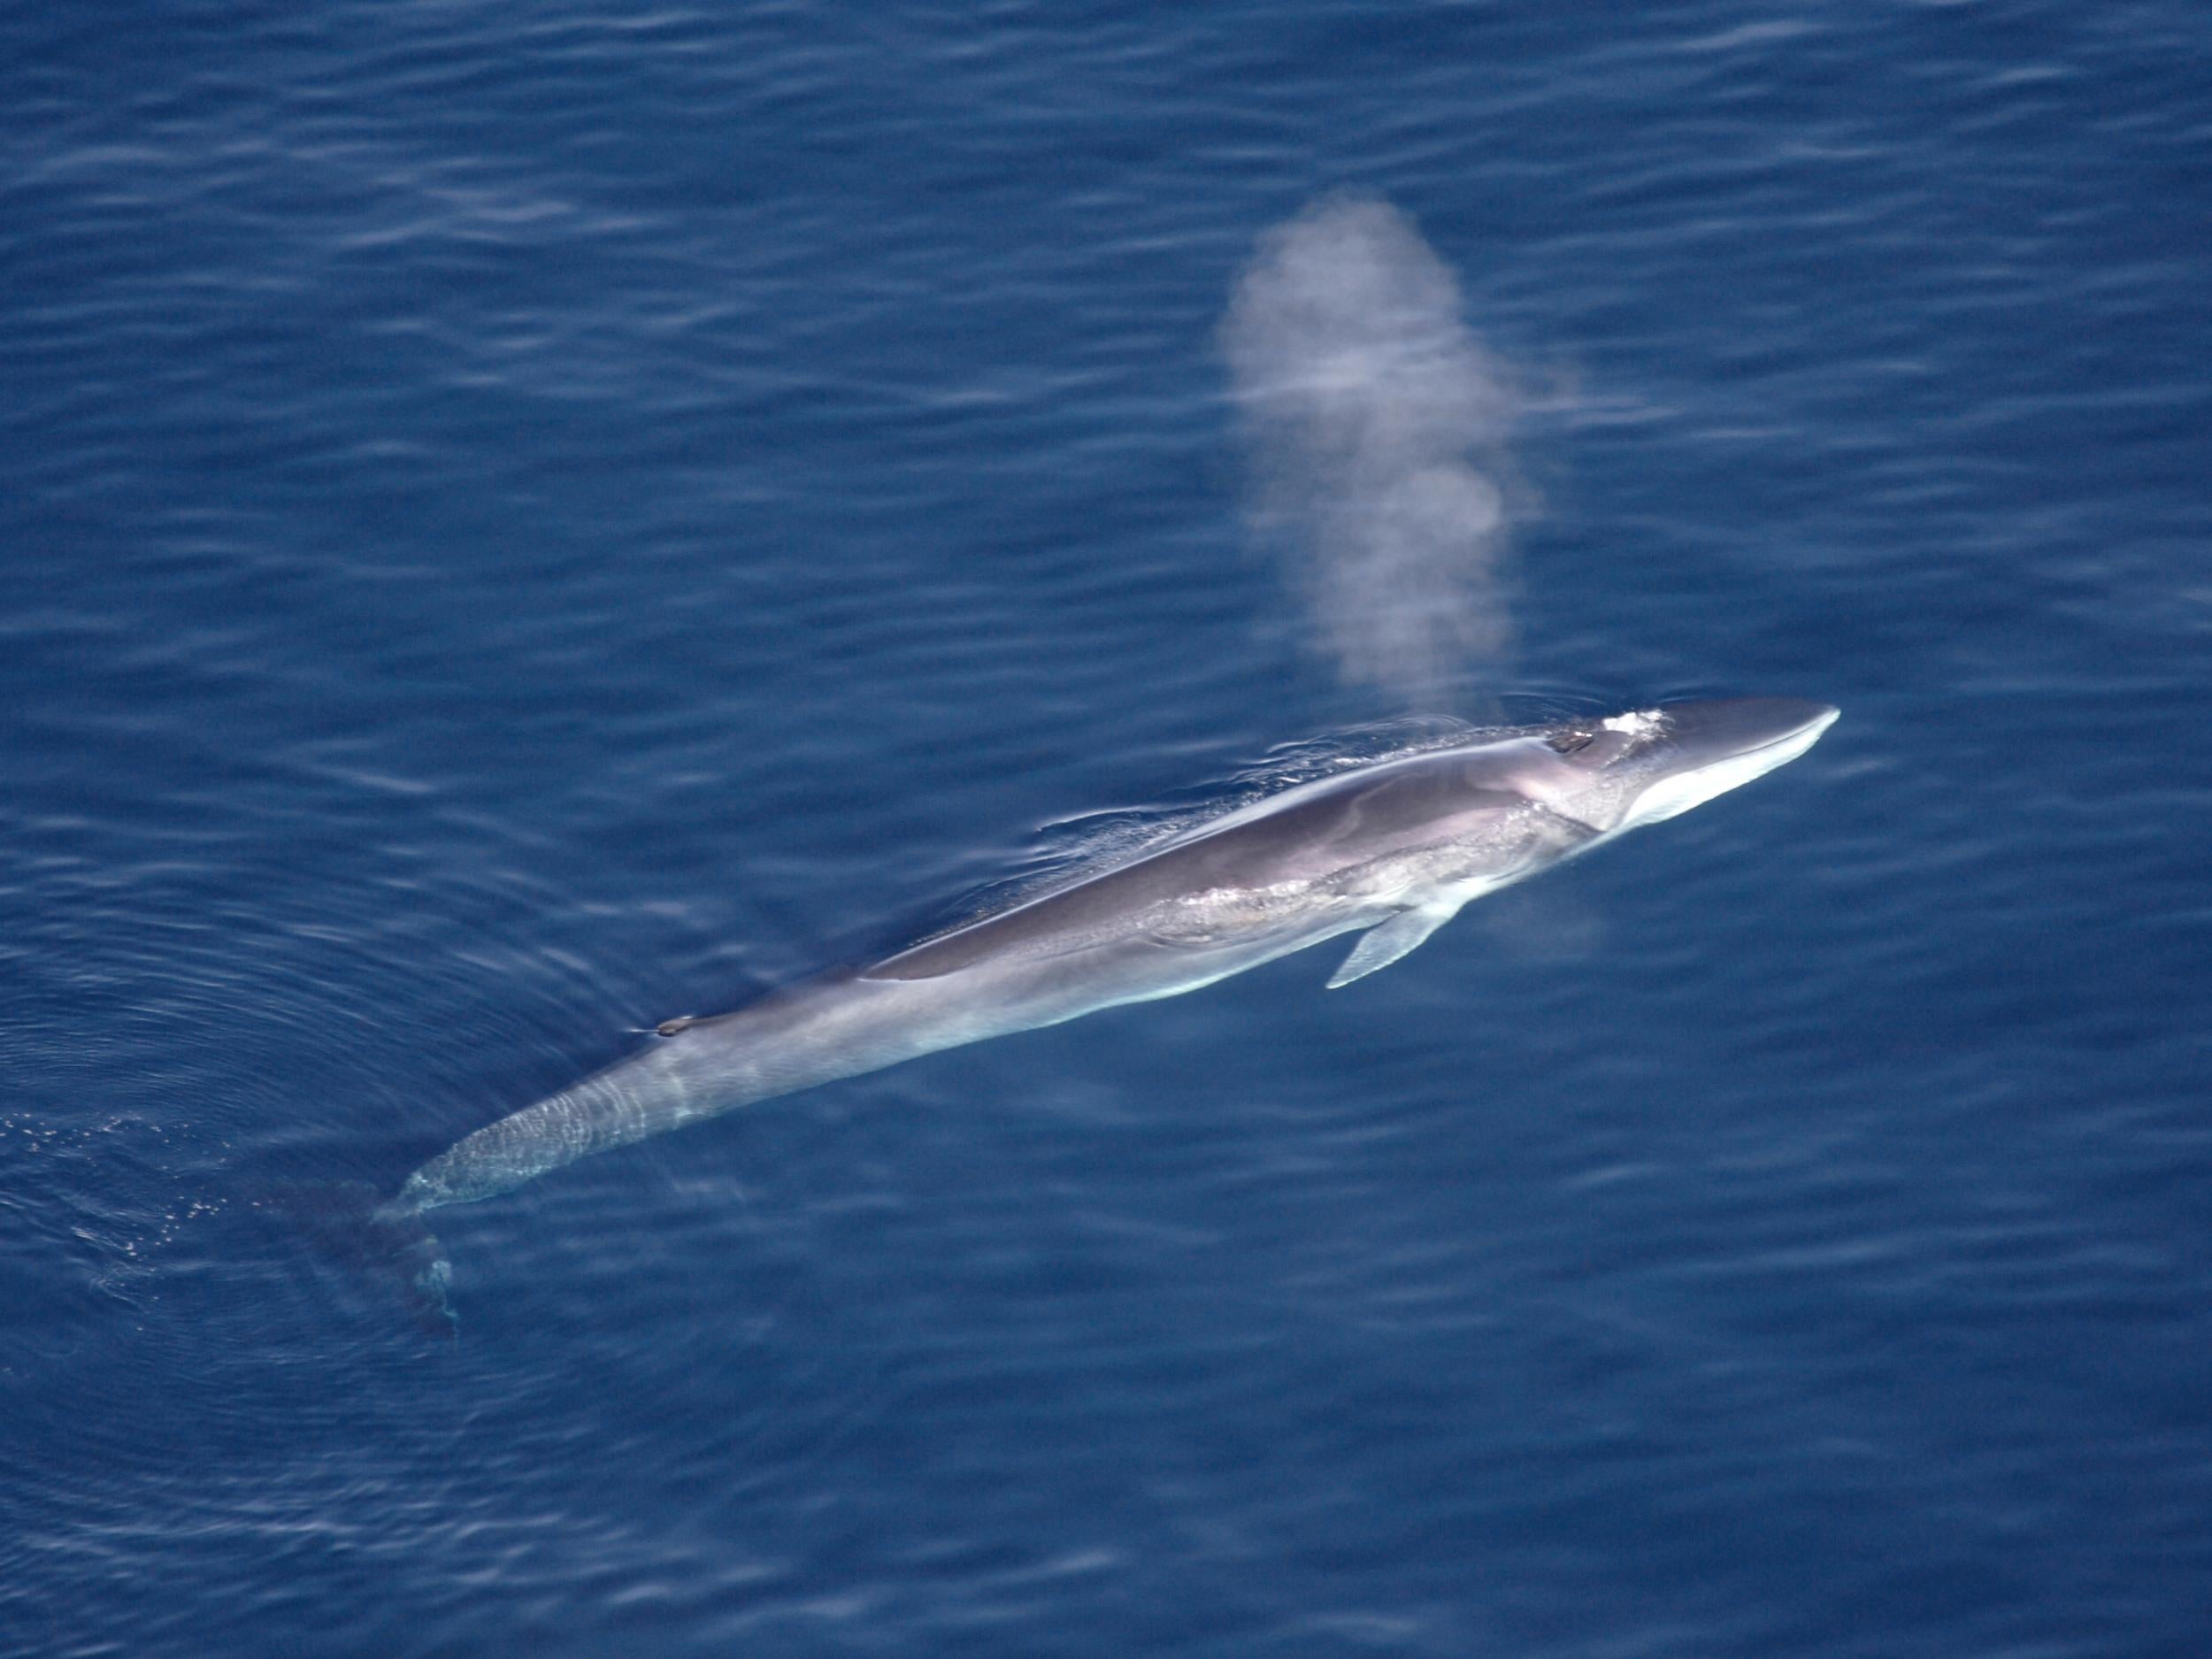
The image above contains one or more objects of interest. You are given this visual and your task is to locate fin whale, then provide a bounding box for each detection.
[382,699,1836,1262]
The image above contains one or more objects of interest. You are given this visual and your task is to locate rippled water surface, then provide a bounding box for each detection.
[5,4,2209,1655]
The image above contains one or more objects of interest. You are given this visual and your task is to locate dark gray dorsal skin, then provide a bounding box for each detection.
[865,753,1558,981]
[383,700,1837,1253]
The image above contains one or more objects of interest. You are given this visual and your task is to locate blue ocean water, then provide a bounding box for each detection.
[4,3,2209,1654]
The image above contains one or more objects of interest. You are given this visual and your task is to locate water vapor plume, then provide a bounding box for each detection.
[1222,197,1524,707]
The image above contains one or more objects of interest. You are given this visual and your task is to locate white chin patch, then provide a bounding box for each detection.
[1618,721,1830,829]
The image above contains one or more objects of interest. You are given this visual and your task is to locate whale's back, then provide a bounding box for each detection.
[864,755,1528,981]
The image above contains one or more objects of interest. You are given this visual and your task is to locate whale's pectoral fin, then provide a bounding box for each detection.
[1326,903,1458,989]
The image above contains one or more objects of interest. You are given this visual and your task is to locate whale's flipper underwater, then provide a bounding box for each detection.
[380,698,1837,1320]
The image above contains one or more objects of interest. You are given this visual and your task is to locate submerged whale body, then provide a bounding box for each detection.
[382,699,1836,1285]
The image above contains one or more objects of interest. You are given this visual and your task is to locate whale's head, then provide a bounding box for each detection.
[1528,698,1839,836]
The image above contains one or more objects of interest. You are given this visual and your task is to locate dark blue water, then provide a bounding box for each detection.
[6,4,2209,1655]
